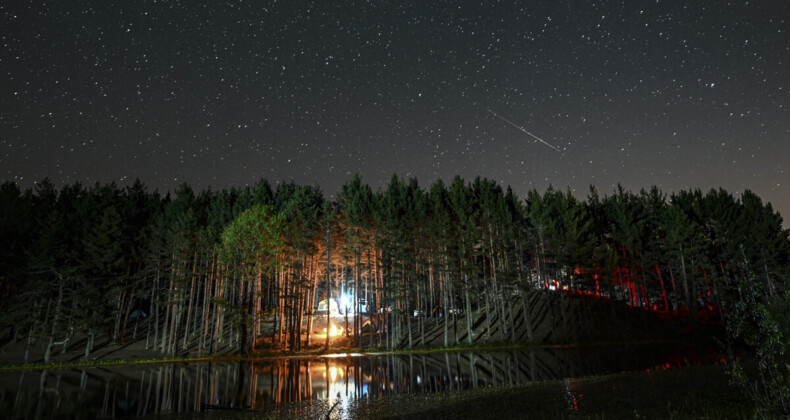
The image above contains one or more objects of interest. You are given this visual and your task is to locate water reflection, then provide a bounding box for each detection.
[0,344,724,419]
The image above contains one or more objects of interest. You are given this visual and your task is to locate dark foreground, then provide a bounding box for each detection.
[152,364,749,420]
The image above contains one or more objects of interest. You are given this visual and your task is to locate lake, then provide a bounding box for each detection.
[0,342,727,419]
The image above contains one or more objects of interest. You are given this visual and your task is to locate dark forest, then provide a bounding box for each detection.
[1,175,788,364]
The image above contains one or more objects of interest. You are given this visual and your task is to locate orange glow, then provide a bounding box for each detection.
[323,323,343,337]
[328,366,344,382]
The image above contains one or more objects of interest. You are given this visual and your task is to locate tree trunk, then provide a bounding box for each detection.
[45,281,64,364]
[121,285,136,345]
[84,330,94,360]
[405,266,413,349]
[442,269,449,347]
[182,255,198,350]
[44,335,55,365]
[679,245,691,316]
[112,278,126,346]
[521,290,534,342]
[151,268,160,352]
[464,279,473,345]
[324,216,332,351]
[239,273,249,357]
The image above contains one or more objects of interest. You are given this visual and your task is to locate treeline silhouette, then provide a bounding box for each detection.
[0,174,787,362]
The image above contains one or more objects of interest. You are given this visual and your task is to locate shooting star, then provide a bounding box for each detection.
[488,109,560,152]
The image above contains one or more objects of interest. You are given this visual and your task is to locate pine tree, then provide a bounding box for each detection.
[81,206,125,352]
[219,204,285,356]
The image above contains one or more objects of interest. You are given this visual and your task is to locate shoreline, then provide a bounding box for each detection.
[0,298,724,373]
[0,336,701,372]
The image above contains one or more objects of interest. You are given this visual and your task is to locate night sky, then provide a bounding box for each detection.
[2,1,788,221]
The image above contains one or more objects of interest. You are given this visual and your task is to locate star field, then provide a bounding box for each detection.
[1,1,788,219]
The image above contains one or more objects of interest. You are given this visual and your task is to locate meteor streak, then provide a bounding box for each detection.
[488,110,560,152]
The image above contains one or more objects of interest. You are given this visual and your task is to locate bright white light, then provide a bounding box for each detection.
[340,294,352,312]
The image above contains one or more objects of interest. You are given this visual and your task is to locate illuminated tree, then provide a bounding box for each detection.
[219,204,285,356]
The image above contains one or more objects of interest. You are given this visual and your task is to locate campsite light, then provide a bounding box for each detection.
[340,293,352,313]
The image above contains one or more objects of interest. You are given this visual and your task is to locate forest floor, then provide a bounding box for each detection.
[0,295,724,370]
[0,326,216,369]
[0,325,438,370]
[0,321,392,370]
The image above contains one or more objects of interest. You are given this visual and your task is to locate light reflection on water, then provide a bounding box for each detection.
[0,344,724,419]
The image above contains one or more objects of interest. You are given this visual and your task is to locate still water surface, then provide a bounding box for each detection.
[0,343,722,419]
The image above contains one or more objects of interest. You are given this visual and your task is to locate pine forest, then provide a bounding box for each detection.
[1,174,788,363]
